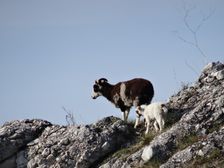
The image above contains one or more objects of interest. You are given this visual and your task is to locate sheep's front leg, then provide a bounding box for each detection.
[122,110,130,122]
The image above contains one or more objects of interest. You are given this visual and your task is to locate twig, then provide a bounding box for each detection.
[175,0,215,64]
[185,60,199,76]
[62,106,76,126]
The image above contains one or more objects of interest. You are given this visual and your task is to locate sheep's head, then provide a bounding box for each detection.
[91,78,108,99]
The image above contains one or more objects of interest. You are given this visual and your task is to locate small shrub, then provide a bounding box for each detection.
[62,106,76,126]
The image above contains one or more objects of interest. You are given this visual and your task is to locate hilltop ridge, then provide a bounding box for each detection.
[0,62,224,168]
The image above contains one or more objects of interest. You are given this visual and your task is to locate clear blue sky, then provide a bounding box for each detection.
[0,0,223,126]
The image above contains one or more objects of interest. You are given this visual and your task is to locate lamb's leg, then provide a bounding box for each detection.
[153,121,159,132]
[144,118,147,128]
[145,117,150,134]
[160,119,165,131]
[134,114,141,128]
[145,123,150,134]
[157,118,164,132]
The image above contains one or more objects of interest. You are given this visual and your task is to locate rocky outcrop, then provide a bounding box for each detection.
[0,119,52,168]
[0,117,136,168]
[100,62,224,168]
[161,127,224,168]
[1,62,224,168]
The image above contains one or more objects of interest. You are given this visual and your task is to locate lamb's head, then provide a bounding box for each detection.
[135,105,147,116]
[91,78,108,99]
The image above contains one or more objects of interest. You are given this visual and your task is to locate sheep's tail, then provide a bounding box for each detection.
[161,104,168,114]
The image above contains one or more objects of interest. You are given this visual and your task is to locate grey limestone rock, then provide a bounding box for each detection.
[0,116,136,168]
[1,62,224,168]
[100,62,224,168]
[0,119,52,167]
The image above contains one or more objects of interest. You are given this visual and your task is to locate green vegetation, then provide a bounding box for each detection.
[141,133,155,146]
[175,132,199,151]
[207,122,224,134]
[141,156,162,168]
[164,110,182,128]
[188,148,224,168]
[105,130,157,164]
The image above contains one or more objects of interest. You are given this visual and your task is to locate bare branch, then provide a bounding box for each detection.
[185,60,199,76]
[183,5,196,35]
[174,0,215,63]
[195,8,215,33]
[172,67,179,87]
[173,31,195,46]
[62,106,76,126]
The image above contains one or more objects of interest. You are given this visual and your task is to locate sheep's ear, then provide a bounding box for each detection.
[95,80,99,84]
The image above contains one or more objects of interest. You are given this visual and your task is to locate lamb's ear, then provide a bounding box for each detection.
[140,105,146,110]
[136,106,142,116]
[136,106,141,111]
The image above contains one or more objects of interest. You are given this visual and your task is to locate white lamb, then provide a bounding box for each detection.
[136,102,168,134]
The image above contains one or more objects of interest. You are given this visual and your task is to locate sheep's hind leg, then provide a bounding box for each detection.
[125,110,130,121]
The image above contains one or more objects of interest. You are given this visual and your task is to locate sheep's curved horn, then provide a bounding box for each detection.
[99,78,108,83]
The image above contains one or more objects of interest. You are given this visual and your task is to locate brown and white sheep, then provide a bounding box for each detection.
[92,78,154,127]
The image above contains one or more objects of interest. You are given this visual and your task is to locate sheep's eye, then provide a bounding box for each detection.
[93,84,99,92]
